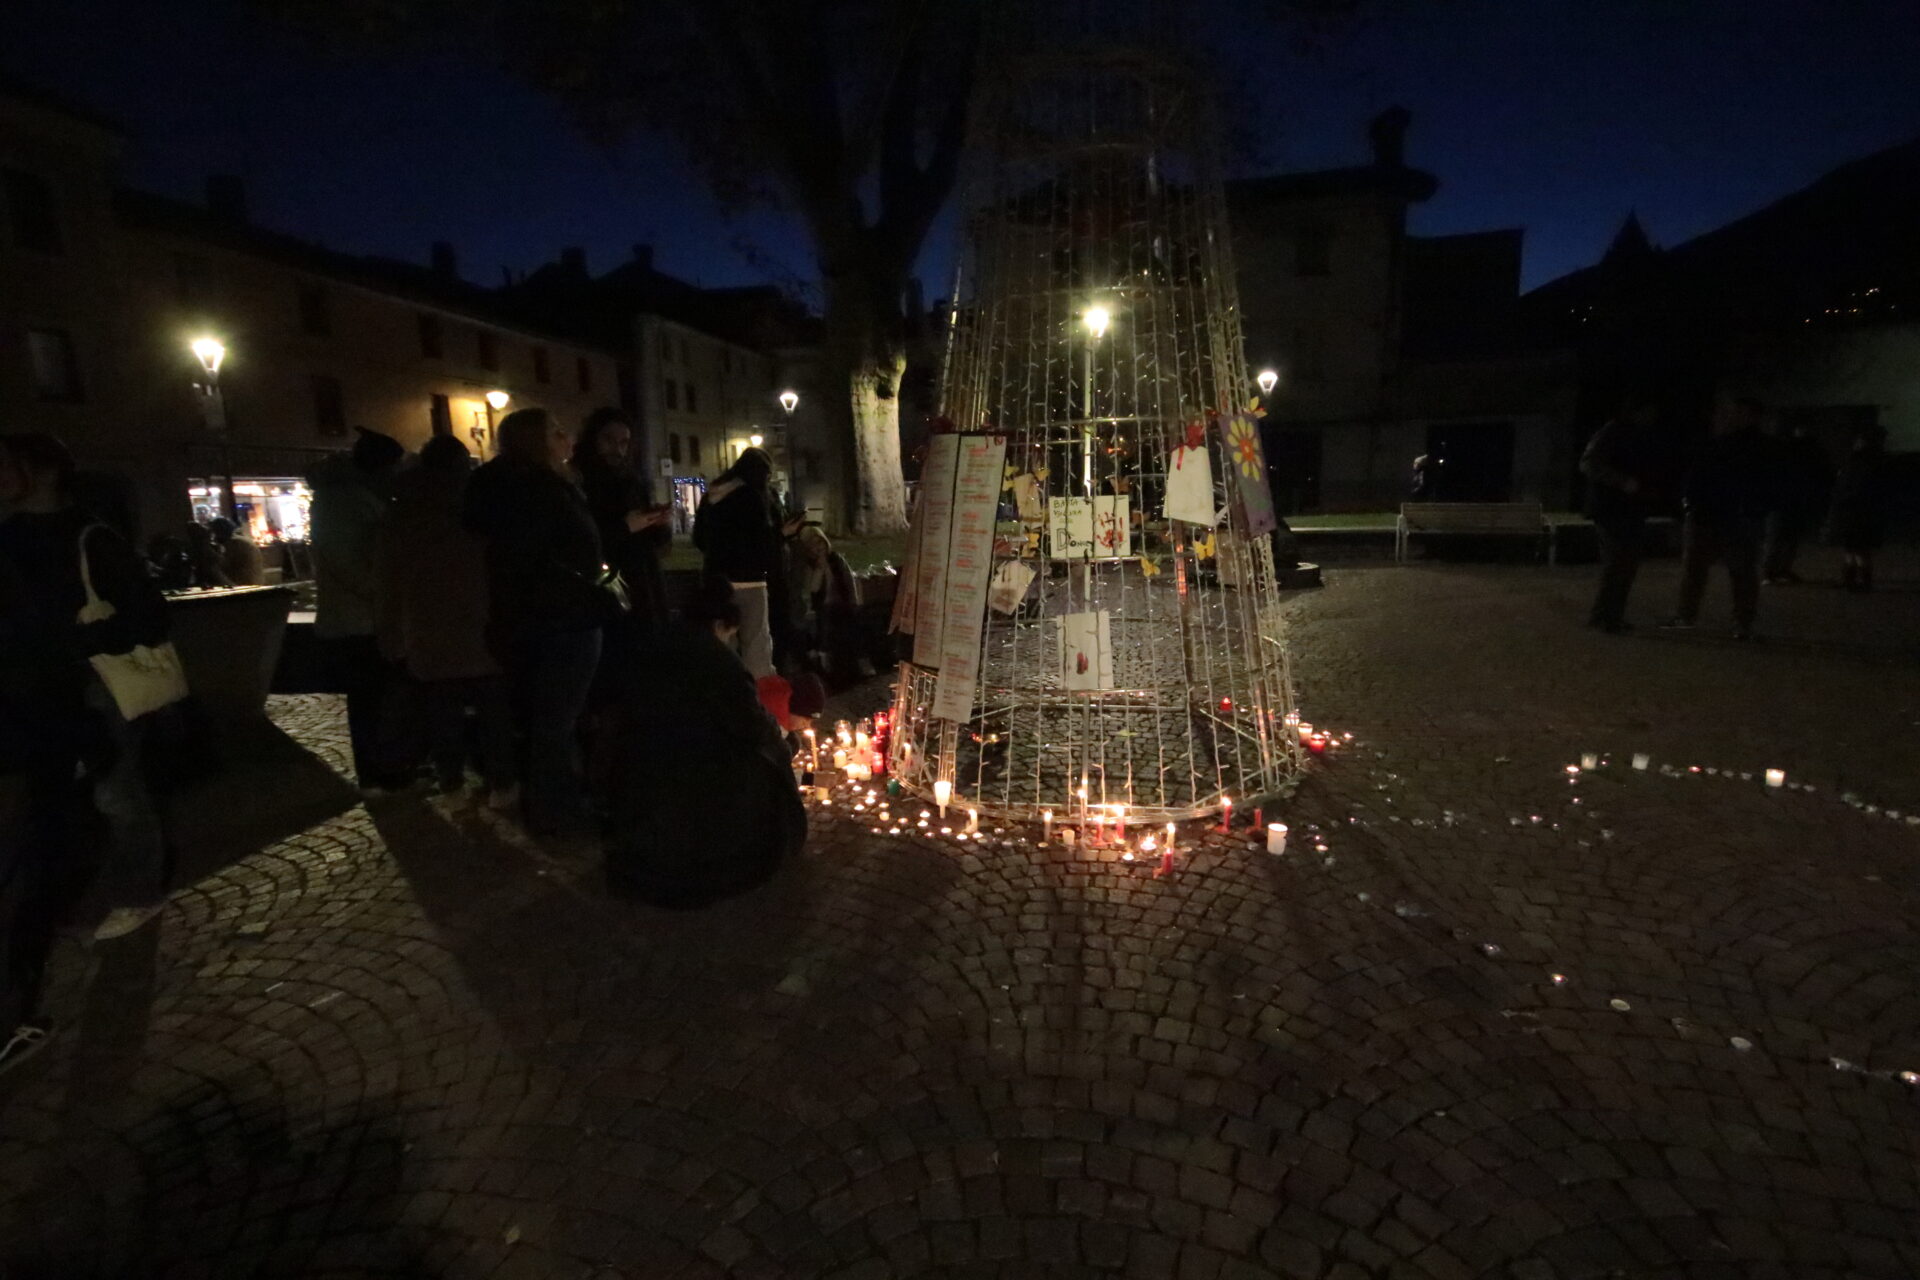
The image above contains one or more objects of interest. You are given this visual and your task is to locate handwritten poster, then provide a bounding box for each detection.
[890,488,925,635]
[932,435,1009,721]
[1047,495,1131,560]
[911,434,962,666]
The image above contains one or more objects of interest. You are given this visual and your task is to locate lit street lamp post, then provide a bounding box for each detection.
[1256,367,1279,400]
[190,337,235,521]
[777,389,800,517]
[1081,306,1109,497]
[483,389,509,456]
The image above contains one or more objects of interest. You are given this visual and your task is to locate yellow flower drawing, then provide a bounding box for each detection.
[1226,415,1263,479]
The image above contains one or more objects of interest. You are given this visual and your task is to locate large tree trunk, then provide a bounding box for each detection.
[824,268,911,535]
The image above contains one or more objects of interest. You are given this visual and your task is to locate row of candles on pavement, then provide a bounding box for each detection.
[1572,750,1788,789]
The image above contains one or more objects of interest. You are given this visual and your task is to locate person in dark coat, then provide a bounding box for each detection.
[0,433,175,1065]
[1661,396,1773,639]
[603,583,806,908]
[380,435,514,800]
[1761,422,1833,585]
[573,408,672,635]
[1830,424,1891,593]
[789,525,866,683]
[464,408,606,835]
[1578,396,1666,633]
[693,446,800,678]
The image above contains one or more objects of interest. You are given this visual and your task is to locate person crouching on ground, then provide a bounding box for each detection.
[603,583,806,908]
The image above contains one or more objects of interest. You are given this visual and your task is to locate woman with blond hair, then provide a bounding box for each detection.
[464,408,606,835]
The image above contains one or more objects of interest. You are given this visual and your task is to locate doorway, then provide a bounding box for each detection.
[1425,421,1515,502]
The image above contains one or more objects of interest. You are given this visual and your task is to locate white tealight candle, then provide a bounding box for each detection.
[1765,768,1786,788]
[832,749,848,770]
[1631,753,1650,770]
[1041,809,1054,842]
[1266,822,1288,855]
[933,779,952,818]
[1580,753,1599,770]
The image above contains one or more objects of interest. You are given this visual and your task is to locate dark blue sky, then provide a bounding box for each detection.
[8,0,1920,297]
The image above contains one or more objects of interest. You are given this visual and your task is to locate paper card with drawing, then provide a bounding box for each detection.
[1162,443,1216,525]
[1056,610,1114,691]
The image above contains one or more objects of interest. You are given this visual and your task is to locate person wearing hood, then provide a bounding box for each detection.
[789,524,865,682]
[464,408,606,835]
[380,435,514,803]
[310,427,407,791]
[692,446,800,678]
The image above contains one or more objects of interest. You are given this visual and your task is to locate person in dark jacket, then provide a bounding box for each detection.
[0,434,173,1066]
[572,408,671,634]
[380,436,514,801]
[1761,422,1833,585]
[693,446,800,678]
[464,408,605,835]
[1830,424,1891,592]
[789,525,866,682]
[1578,396,1666,633]
[183,521,230,589]
[604,583,806,908]
[1661,396,1773,639]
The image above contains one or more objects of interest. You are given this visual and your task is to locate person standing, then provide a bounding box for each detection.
[465,408,606,835]
[380,436,514,802]
[183,521,230,589]
[209,516,266,587]
[1661,397,1774,640]
[0,434,175,1064]
[1830,424,1891,593]
[693,446,800,678]
[310,428,407,792]
[1761,422,1833,585]
[1579,396,1666,633]
[572,408,672,634]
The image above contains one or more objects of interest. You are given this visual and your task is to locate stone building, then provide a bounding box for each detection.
[1229,109,1573,512]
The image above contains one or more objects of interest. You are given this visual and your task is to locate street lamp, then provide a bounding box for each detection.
[778,389,799,415]
[749,432,764,448]
[1256,368,1279,397]
[481,389,509,455]
[1080,306,1110,498]
[189,336,236,521]
[485,389,510,411]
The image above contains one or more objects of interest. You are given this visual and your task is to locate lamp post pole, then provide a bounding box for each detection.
[778,389,799,517]
[190,337,234,521]
[484,390,510,457]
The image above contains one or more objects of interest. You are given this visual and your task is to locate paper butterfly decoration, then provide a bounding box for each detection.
[1138,555,1160,577]
[1193,532,1216,560]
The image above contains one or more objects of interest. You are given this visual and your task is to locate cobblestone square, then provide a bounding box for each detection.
[4,559,1918,1278]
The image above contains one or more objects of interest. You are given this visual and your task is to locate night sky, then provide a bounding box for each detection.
[7,0,1920,300]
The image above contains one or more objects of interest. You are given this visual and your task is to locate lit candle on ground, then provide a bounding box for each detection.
[1061,826,1077,847]
[1140,834,1157,854]
[804,728,818,769]
[1115,805,1128,845]
[965,808,979,833]
[1580,752,1599,770]
[1296,722,1314,742]
[1165,821,1176,858]
[1252,807,1263,833]
[1041,810,1054,842]
[933,779,952,819]
[1632,753,1650,770]
[1308,733,1328,754]
[832,749,848,770]
[1266,822,1288,854]
[1765,768,1786,788]
[1218,796,1232,833]
[837,722,853,747]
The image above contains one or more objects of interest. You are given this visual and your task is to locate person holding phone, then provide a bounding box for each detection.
[573,408,671,634]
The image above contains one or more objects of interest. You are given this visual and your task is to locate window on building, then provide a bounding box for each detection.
[430,393,453,437]
[1294,225,1332,277]
[686,383,699,414]
[311,374,346,435]
[2,168,62,254]
[664,379,679,411]
[26,329,82,402]
[173,253,211,306]
[532,345,551,384]
[668,433,682,465]
[418,313,444,358]
[478,330,499,371]
[689,435,702,466]
[298,283,332,336]
[576,356,592,392]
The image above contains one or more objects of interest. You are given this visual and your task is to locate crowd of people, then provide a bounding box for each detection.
[1581,394,1893,637]
[0,405,862,1073]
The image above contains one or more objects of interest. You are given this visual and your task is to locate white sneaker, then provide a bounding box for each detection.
[94,904,164,941]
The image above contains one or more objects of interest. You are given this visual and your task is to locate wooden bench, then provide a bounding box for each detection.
[1395,502,1557,564]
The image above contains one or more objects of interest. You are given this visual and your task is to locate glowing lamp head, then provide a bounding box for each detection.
[778,390,799,414]
[190,337,226,376]
[1256,368,1279,395]
[485,390,510,411]
[748,432,764,448]
[1082,306,1111,339]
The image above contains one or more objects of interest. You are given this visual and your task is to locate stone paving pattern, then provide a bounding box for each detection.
[3,557,1919,1278]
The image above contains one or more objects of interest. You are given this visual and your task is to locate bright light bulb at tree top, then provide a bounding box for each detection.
[779,389,799,414]
[1082,305,1111,338]
[190,337,225,375]
[485,390,510,411]
[1256,368,1278,395]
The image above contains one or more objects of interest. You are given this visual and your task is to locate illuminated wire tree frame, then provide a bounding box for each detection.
[888,1,1303,825]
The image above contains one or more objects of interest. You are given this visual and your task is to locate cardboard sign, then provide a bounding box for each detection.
[931,434,1009,721]
[1163,443,1216,525]
[1218,412,1277,536]
[911,435,962,665]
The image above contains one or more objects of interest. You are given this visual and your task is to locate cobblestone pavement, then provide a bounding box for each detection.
[3,559,1919,1279]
